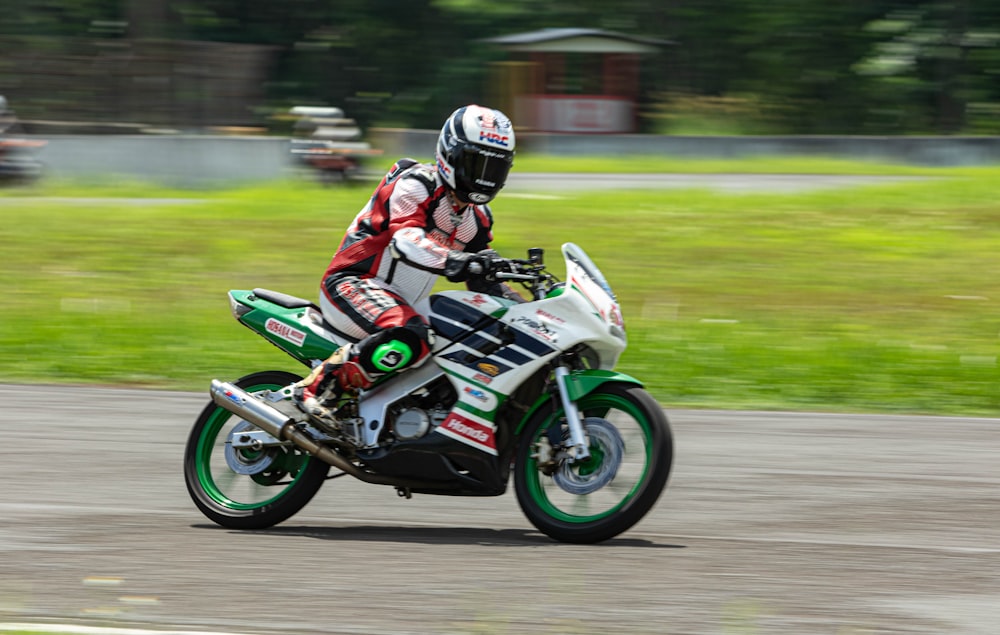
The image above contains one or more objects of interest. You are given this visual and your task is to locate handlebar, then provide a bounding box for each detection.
[495,272,538,282]
[475,248,558,300]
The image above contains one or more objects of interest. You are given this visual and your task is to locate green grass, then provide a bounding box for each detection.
[2,163,1000,416]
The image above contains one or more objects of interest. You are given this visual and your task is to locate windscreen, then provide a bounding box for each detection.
[563,243,616,301]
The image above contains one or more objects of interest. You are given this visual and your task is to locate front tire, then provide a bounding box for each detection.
[514,383,672,543]
[184,370,330,529]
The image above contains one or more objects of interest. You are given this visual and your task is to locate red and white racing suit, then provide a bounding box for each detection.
[316,158,511,387]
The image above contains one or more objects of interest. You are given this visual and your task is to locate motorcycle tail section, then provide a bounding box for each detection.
[227,289,346,365]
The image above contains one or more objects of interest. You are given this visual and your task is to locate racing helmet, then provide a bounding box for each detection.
[436,105,515,204]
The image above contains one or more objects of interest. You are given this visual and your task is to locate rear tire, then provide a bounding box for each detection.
[184,370,330,529]
[514,383,672,543]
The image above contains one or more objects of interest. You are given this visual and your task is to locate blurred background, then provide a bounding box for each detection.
[2,0,1000,137]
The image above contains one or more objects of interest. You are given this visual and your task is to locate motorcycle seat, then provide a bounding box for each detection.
[253,288,313,309]
[252,287,360,344]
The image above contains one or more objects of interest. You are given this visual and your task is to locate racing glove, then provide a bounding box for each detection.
[444,250,492,282]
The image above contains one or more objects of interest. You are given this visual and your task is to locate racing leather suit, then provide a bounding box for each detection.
[305,158,518,395]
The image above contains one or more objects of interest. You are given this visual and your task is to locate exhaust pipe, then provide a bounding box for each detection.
[211,380,296,437]
[210,379,417,487]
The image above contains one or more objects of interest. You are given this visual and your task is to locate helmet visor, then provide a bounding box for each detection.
[456,144,513,196]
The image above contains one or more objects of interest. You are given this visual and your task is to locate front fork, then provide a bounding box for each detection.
[553,366,591,462]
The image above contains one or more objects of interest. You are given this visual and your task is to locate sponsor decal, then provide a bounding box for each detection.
[536,309,565,324]
[438,413,497,454]
[459,381,498,411]
[436,157,452,176]
[479,131,510,147]
[464,294,489,307]
[478,149,509,160]
[609,305,623,327]
[464,386,488,401]
[223,390,244,405]
[514,316,557,342]
[428,228,452,245]
[336,281,361,300]
[472,372,493,385]
[265,318,306,346]
[477,362,501,376]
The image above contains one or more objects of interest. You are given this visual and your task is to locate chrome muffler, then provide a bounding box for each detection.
[210,380,295,437]
[209,379,411,486]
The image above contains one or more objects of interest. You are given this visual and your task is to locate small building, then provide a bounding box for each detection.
[484,28,669,133]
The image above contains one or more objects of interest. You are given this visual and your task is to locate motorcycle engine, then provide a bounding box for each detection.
[392,407,448,440]
[386,376,455,441]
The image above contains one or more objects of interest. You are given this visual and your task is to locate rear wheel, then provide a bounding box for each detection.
[514,383,672,543]
[184,370,330,529]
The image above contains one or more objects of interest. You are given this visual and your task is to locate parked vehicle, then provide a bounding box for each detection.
[0,137,45,184]
[184,243,673,543]
[0,96,44,184]
[288,106,382,183]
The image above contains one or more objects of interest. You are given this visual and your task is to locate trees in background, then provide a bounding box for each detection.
[1,0,998,134]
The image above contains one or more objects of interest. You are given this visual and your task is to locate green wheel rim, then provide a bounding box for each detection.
[524,392,653,524]
[195,381,311,511]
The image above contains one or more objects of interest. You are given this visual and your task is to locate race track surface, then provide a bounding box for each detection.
[1,384,997,634]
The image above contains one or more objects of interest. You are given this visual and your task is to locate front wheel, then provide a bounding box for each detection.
[514,383,673,543]
[184,370,330,529]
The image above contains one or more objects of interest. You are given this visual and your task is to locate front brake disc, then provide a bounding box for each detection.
[552,417,624,495]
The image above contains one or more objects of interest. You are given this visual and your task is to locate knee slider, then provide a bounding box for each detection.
[356,322,429,375]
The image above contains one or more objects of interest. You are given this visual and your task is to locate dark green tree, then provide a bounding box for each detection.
[3,0,999,133]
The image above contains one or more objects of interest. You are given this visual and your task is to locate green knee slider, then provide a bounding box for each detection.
[370,340,413,372]
[356,322,429,375]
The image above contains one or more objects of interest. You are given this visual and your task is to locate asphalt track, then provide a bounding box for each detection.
[2,383,998,634]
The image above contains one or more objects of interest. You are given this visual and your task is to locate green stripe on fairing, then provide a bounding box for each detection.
[569,285,603,320]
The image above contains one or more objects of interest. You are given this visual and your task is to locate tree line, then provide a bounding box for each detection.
[1,0,998,134]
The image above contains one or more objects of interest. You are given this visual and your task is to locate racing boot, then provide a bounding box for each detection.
[292,344,374,422]
[293,324,427,421]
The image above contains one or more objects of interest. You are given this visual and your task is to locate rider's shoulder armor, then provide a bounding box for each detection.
[406,163,437,184]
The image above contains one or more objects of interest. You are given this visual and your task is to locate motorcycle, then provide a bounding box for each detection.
[184,243,673,543]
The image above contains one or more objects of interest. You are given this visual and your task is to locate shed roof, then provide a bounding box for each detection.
[484,28,670,54]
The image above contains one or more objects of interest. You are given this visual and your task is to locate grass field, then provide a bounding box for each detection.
[2,158,999,416]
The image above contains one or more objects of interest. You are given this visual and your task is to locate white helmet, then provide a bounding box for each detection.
[435,104,515,204]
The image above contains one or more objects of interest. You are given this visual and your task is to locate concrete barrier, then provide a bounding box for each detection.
[369,129,1000,167]
[35,135,295,186]
[24,130,1000,186]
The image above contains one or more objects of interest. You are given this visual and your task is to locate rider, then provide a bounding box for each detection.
[293,104,522,420]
